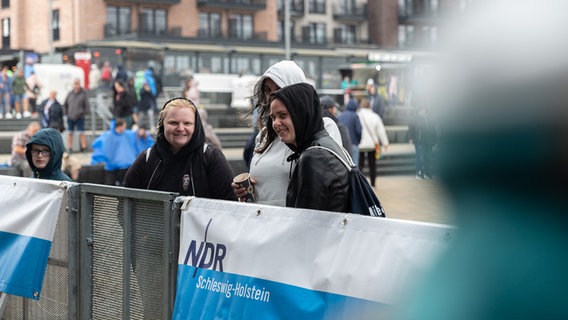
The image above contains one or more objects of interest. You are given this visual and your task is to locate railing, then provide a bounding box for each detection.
[2,184,180,319]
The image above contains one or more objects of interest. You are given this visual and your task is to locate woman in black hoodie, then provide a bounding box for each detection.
[123,97,236,200]
[269,83,350,212]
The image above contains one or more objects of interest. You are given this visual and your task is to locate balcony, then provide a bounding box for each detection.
[197,29,268,43]
[278,0,305,18]
[333,4,367,22]
[197,0,266,11]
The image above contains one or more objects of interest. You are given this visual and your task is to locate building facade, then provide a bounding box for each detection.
[0,0,463,99]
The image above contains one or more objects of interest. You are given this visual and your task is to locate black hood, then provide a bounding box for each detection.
[272,83,323,153]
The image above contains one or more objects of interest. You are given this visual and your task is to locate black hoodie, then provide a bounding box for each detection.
[272,83,350,212]
[123,102,236,200]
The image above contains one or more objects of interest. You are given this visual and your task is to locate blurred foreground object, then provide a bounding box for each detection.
[396,1,568,319]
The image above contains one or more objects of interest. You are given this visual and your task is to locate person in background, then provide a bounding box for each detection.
[144,67,158,113]
[232,60,342,205]
[366,78,386,119]
[183,76,200,108]
[338,96,362,165]
[91,119,136,186]
[100,61,113,89]
[408,103,437,180]
[270,82,350,212]
[114,64,129,84]
[88,63,101,90]
[25,71,42,118]
[11,121,41,177]
[25,127,72,181]
[320,95,353,159]
[39,90,65,133]
[137,81,155,131]
[91,120,154,186]
[112,79,136,128]
[12,68,31,118]
[0,65,12,119]
[198,108,222,150]
[123,97,236,200]
[358,98,389,187]
[63,78,90,152]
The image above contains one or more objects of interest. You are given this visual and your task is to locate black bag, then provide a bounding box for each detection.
[307,145,386,217]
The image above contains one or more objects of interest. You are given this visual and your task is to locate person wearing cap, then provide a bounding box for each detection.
[366,78,386,119]
[320,95,353,159]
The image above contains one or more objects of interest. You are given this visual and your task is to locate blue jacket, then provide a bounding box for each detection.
[338,99,362,145]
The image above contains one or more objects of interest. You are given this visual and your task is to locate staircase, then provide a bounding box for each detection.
[0,103,417,176]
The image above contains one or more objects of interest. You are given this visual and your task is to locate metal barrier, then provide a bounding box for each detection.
[3,183,180,319]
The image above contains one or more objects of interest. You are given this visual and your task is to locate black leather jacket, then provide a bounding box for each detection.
[286,131,350,212]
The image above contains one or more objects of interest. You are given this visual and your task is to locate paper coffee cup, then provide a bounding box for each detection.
[233,173,255,203]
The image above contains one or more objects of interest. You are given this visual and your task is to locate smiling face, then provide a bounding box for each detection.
[162,104,196,153]
[270,98,296,145]
[30,144,51,169]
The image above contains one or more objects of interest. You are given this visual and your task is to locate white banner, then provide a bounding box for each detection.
[173,197,454,319]
[0,176,68,300]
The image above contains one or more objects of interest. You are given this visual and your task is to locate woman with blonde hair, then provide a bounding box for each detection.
[124,97,236,200]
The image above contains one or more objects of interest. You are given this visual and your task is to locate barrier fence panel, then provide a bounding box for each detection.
[73,184,179,320]
[3,183,180,320]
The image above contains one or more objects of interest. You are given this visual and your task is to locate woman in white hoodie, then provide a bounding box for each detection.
[357,98,389,187]
[232,60,342,206]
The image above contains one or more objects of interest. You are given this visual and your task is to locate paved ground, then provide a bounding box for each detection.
[1,147,454,226]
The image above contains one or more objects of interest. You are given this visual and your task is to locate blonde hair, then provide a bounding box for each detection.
[157,97,197,138]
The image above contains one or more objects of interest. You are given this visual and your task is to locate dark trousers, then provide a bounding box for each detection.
[359,150,377,186]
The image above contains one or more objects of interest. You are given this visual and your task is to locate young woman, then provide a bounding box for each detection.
[232,60,342,206]
[123,97,236,200]
[270,83,350,212]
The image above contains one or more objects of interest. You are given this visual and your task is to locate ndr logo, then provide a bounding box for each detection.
[183,218,226,273]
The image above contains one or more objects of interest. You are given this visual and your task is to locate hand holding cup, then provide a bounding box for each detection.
[233,173,255,203]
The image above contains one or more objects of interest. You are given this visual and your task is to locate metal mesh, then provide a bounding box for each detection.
[90,195,169,319]
[91,195,126,319]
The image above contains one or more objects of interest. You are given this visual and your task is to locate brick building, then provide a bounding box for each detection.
[0,0,462,97]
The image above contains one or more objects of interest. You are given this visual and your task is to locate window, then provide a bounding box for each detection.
[1,0,9,9]
[398,24,415,48]
[106,6,131,36]
[308,0,325,14]
[1,18,9,48]
[141,8,166,35]
[228,14,253,40]
[52,9,60,41]
[303,23,326,45]
[334,24,356,44]
[278,20,295,42]
[199,12,221,38]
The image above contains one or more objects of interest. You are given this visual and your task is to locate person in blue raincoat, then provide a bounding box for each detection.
[91,118,154,186]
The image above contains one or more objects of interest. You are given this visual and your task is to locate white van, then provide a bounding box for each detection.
[32,64,85,103]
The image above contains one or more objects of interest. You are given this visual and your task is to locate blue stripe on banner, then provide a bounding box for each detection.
[173,265,391,320]
[0,230,52,300]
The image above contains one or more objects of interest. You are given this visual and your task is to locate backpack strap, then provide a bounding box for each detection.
[306,145,355,171]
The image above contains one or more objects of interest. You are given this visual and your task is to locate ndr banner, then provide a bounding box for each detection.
[0,176,68,300]
[173,197,454,319]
